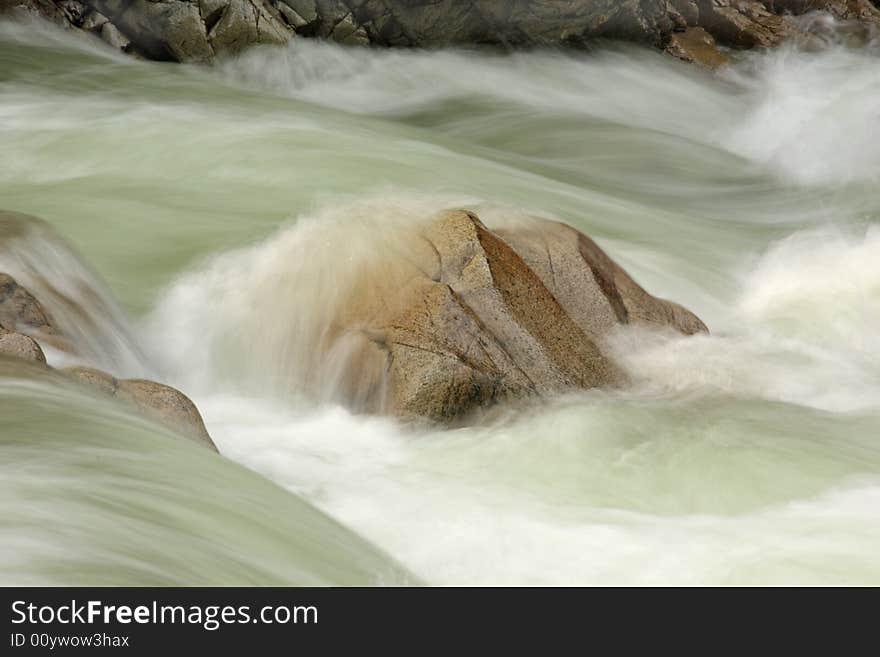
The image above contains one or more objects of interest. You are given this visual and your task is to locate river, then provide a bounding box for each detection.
[1,19,879,584]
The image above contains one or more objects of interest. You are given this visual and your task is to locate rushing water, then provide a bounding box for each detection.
[1,19,879,585]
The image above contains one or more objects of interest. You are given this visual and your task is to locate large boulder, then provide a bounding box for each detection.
[0,272,73,353]
[324,210,706,423]
[63,0,294,62]
[5,0,880,62]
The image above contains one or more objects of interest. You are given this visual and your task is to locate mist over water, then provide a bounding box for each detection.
[1,20,879,584]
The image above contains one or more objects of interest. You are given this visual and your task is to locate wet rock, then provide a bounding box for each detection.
[80,8,108,31]
[329,12,368,45]
[329,210,706,423]
[695,0,790,48]
[89,0,215,62]
[769,0,880,46]
[5,0,880,63]
[100,20,129,50]
[0,328,46,364]
[56,0,87,25]
[63,366,217,450]
[0,217,215,450]
[0,0,72,27]
[497,219,708,337]
[0,272,73,353]
[666,25,730,66]
[277,0,317,24]
[202,0,291,57]
[275,2,309,29]
[0,210,143,367]
[669,0,701,26]
[61,364,117,395]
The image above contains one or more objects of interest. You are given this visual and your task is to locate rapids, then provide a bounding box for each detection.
[1,19,878,584]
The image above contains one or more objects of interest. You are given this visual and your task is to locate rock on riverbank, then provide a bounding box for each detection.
[2,1,878,65]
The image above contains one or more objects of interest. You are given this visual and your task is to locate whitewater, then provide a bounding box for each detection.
[1,20,879,585]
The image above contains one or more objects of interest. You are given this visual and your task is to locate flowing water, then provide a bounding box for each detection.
[1,19,879,585]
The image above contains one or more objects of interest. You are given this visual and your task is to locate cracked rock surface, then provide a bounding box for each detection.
[329,210,706,423]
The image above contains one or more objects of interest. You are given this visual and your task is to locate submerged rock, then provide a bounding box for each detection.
[3,1,879,62]
[63,366,217,450]
[328,210,706,423]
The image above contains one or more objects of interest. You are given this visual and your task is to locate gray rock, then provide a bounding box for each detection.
[276,2,309,29]
[0,0,72,26]
[665,25,729,67]
[276,0,317,24]
[203,0,291,57]
[6,0,880,63]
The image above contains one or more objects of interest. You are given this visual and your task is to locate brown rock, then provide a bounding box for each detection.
[115,378,216,450]
[669,0,701,26]
[63,365,217,450]
[0,272,73,354]
[324,210,706,423]
[62,364,118,396]
[666,26,730,67]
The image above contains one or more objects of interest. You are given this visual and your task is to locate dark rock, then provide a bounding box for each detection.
[202,0,291,57]
[0,272,73,353]
[669,0,701,26]
[89,0,215,62]
[100,20,129,49]
[0,0,72,26]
